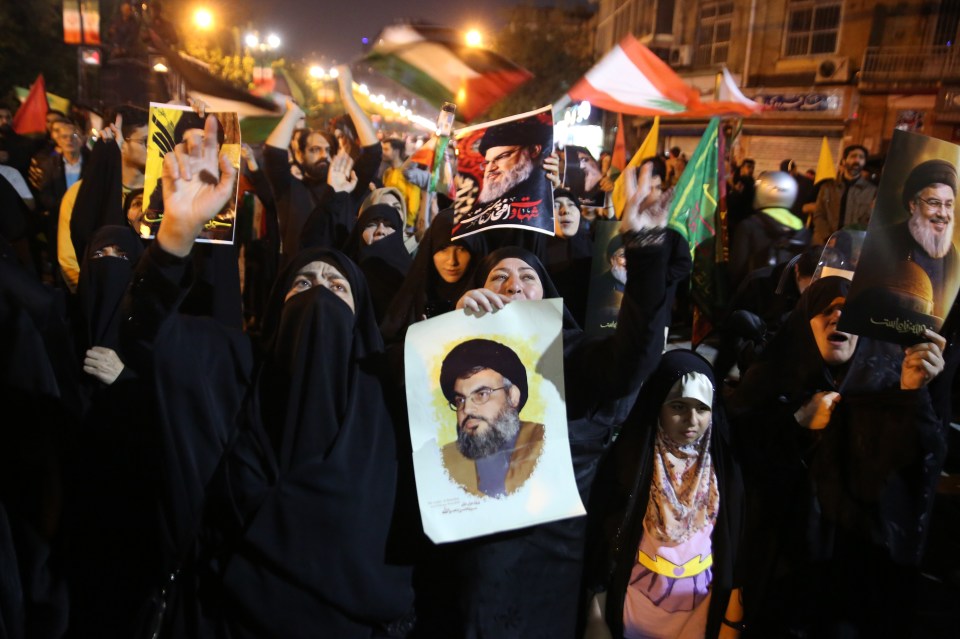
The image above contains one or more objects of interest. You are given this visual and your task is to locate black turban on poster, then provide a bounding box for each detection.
[478,117,552,156]
[440,338,528,411]
[902,158,957,208]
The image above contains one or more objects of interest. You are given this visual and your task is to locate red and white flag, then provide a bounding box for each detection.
[569,35,761,118]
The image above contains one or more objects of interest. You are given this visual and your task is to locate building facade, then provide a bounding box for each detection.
[593,0,960,173]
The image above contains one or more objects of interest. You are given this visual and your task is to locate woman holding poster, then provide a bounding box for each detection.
[409,179,678,638]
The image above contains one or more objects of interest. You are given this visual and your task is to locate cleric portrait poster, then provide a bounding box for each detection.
[452,106,555,240]
[404,299,584,543]
[839,130,960,344]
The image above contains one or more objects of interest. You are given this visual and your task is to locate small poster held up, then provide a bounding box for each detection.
[140,103,241,244]
[838,130,960,345]
[584,220,625,336]
[451,106,555,240]
[404,299,584,543]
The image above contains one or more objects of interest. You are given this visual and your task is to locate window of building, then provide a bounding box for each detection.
[784,0,842,56]
[696,2,734,66]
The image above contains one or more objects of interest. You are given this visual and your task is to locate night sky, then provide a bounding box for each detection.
[241,0,592,63]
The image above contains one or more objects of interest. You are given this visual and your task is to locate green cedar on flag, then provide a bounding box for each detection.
[668,118,720,256]
[364,24,532,123]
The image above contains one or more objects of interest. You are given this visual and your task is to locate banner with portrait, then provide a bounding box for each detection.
[451,106,555,240]
[141,102,241,244]
[404,299,584,543]
[838,130,960,344]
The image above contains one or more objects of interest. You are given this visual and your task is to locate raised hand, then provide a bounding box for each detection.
[156,115,237,257]
[327,150,358,193]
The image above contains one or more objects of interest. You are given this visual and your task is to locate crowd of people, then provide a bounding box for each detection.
[1,40,959,639]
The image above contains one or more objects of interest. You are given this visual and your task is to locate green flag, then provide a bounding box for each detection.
[668,117,720,256]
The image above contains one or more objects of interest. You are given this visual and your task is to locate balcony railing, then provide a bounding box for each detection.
[860,45,960,85]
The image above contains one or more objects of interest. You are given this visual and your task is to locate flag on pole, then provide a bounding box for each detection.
[666,118,726,346]
[13,75,49,135]
[814,136,837,184]
[668,118,720,255]
[611,116,659,218]
[611,113,627,171]
[363,24,532,123]
[568,36,761,118]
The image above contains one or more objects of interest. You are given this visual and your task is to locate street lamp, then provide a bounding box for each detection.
[266,33,281,50]
[193,7,214,31]
[309,65,325,79]
[465,29,483,47]
[244,33,259,49]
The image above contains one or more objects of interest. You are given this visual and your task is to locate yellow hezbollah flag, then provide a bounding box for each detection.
[814,136,837,184]
[612,116,659,218]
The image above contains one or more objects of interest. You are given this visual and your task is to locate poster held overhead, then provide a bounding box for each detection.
[452,106,555,240]
[141,103,241,244]
[838,130,960,345]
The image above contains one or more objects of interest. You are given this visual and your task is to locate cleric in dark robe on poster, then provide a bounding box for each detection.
[452,108,555,240]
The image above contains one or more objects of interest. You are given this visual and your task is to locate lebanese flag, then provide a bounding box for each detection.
[364,24,532,123]
[569,36,761,118]
[13,75,48,135]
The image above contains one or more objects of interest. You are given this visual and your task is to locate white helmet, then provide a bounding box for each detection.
[753,171,798,209]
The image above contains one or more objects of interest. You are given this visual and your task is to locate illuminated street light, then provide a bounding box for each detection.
[465,29,483,47]
[309,66,325,79]
[329,67,340,79]
[193,7,214,31]
[244,33,259,48]
[266,33,281,50]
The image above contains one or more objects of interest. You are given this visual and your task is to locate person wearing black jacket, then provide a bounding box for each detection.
[727,276,948,637]
[410,181,679,638]
[120,115,413,638]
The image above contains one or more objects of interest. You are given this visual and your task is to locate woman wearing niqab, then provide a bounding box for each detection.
[121,117,413,638]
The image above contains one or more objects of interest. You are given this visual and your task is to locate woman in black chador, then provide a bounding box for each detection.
[122,116,413,638]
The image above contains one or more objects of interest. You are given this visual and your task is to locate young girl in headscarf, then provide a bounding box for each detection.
[585,349,744,639]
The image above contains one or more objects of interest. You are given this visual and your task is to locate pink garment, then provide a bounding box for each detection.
[623,523,714,639]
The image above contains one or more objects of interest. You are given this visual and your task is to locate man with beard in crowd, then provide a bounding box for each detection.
[855,158,959,319]
[813,144,877,244]
[264,66,380,265]
[439,339,544,498]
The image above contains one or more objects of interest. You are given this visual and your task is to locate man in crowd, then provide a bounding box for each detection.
[780,158,816,224]
[439,339,545,498]
[263,65,380,265]
[381,136,419,228]
[813,144,877,243]
[30,118,88,285]
[58,105,149,290]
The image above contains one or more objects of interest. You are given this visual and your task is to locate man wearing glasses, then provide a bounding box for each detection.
[439,338,544,498]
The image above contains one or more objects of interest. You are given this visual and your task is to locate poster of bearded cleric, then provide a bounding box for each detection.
[141,103,241,243]
[451,106,555,240]
[838,130,960,345]
[404,299,584,543]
